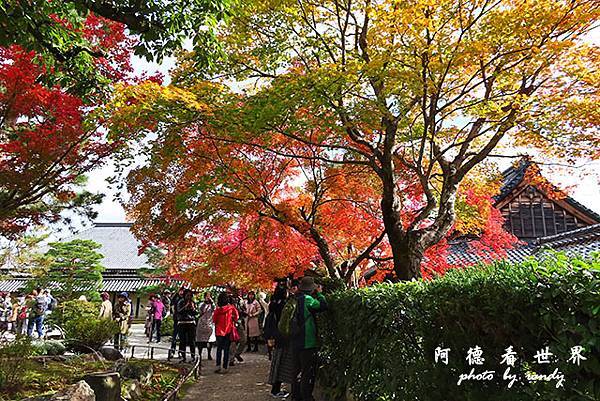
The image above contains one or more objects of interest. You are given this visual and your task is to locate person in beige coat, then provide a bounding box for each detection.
[245,291,262,352]
[113,292,131,351]
[99,292,113,320]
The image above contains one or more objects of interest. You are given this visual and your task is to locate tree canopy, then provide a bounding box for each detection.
[1,0,229,63]
[109,0,599,283]
[38,239,105,300]
[108,84,514,287]
[0,18,131,238]
[0,0,239,238]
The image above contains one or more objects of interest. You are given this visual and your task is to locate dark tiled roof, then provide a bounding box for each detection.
[494,157,600,222]
[494,157,532,203]
[446,242,535,266]
[59,222,149,270]
[448,224,600,266]
[0,279,28,293]
[0,278,180,293]
[100,278,171,292]
[561,196,600,224]
[536,224,600,259]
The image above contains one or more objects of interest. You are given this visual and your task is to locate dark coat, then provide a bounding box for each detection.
[264,298,286,344]
[171,293,183,320]
[176,298,197,323]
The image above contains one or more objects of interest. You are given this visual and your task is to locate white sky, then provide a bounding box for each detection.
[83,54,176,223]
[86,31,600,224]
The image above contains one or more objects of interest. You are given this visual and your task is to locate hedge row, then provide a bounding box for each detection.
[318,253,599,401]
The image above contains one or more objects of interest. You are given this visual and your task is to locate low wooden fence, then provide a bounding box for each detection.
[127,344,201,401]
[161,354,201,401]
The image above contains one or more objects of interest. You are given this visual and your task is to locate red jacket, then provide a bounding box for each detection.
[213,304,239,337]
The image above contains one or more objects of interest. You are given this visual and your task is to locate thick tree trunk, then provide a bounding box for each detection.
[385,226,424,281]
[380,166,424,281]
[309,227,339,278]
[395,236,424,281]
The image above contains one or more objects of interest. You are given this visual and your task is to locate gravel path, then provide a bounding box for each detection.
[183,351,278,401]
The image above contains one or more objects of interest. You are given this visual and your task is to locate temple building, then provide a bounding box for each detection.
[448,157,600,265]
[0,222,169,318]
[495,157,600,243]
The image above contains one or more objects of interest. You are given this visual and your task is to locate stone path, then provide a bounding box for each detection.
[127,323,172,360]
[183,351,278,401]
[127,324,280,400]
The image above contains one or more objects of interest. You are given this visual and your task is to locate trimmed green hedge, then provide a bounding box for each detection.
[319,253,599,401]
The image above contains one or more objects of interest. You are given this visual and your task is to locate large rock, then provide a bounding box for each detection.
[51,380,96,401]
[99,346,124,361]
[121,379,143,400]
[84,372,121,401]
[118,362,153,385]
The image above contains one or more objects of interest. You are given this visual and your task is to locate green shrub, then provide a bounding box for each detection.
[29,339,66,356]
[161,315,174,337]
[30,340,47,356]
[316,276,346,294]
[65,316,119,351]
[0,337,36,391]
[44,340,67,356]
[45,299,116,351]
[319,253,599,401]
[47,299,100,330]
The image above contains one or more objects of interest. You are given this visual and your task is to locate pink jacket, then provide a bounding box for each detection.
[152,299,164,320]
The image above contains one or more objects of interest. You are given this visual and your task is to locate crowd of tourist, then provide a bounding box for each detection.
[1,276,327,401]
[158,278,326,400]
[265,276,327,401]
[0,288,56,339]
[128,276,327,400]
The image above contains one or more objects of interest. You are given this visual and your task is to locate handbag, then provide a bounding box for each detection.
[229,313,241,342]
[230,325,241,342]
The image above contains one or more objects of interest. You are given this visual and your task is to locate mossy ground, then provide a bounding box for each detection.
[0,357,184,401]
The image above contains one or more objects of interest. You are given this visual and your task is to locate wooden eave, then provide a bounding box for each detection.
[495,181,600,226]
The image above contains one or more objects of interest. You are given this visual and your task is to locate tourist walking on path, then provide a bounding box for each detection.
[177,289,197,362]
[113,292,132,351]
[7,294,17,333]
[43,290,57,312]
[169,286,185,360]
[151,295,165,342]
[98,292,113,320]
[213,292,239,374]
[196,291,216,361]
[229,288,248,366]
[291,277,327,401]
[245,291,262,353]
[27,288,47,338]
[123,292,134,332]
[265,283,296,399]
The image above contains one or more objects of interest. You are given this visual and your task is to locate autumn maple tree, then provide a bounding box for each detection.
[106,79,515,287]
[204,0,600,280]
[108,86,387,286]
[0,15,135,238]
[1,0,229,65]
[108,0,598,282]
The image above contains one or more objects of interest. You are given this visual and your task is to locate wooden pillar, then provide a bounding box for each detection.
[135,295,141,318]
